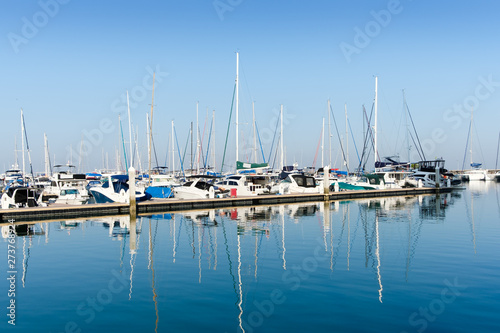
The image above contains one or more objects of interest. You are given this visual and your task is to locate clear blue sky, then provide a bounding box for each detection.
[1,0,500,173]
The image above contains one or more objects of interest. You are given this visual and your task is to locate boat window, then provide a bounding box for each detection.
[306,177,316,187]
[282,177,292,183]
[183,181,193,187]
[195,181,211,190]
[228,181,238,186]
[292,175,304,186]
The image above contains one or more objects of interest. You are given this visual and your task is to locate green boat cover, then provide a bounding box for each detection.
[236,161,269,170]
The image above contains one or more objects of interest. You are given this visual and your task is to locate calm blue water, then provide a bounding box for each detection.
[2,182,500,333]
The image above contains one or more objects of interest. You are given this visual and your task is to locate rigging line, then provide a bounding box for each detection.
[255,123,266,163]
[358,105,374,173]
[330,104,350,173]
[182,127,190,172]
[267,111,281,164]
[472,119,486,164]
[405,102,426,161]
[408,129,423,161]
[312,124,323,168]
[174,127,186,178]
[271,134,280,171]
[348,118,361,165]
[220,84,237,174]
[21,112,35,181]
[119,115,129,170]
[204,118,214,170]
[461,119,472,171]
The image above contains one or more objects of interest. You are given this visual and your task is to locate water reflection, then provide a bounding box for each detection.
[2,187,488,333]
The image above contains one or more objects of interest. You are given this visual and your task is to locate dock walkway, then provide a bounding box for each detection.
[0,187,451,223]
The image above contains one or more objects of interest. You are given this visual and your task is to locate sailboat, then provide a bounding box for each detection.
[462,108,488,181]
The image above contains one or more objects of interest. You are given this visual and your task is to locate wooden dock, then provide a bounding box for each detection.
[0,187,452,223]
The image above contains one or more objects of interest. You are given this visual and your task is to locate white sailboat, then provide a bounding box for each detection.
[462,108,489,181]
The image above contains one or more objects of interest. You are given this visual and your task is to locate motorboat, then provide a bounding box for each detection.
[1,187,43,209]
[88,175,150,203]
[274,173,323,194]
[215,174,271,196]
[173,177,222,199]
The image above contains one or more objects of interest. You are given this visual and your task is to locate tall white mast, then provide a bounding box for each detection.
[171,120,175,176]
[196,102,200,174]
[252,101,257,162]
[44,133,50,176]
[235,52,239,163]
[345,103,349,172]
[21,109,25,178]
[328,99,332,166]
[127,91,133,168]
[212,110,216,171]
[280,104,284,171]
[470,107,474,166]
[146,113,150,173]
[374,76,379,165]
[321,117,325,168]
[148,73,155,183]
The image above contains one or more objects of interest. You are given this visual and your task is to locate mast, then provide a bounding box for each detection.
[190,122,193,172]
[280,104,284,171]
[148,72,155,184]
[44,133,50,176]
[127,90,133,168]
[321,117,325,168]
[235,52,239,163]
[345,103,349,173]
[252,101,257,162]
[171,120,175,176]
[470,107,473,167]
[328,99,331,166]
[196,102,200,174]
[374,76,378,165]
[212,110,216,172]
[21,109,25,178]
[146,113,150,174]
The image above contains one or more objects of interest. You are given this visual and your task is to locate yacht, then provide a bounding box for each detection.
[88,175,150,203]
[215,174,272,196]
[404,159,448,188]
[173,177,223,199]
[1,187,43,209]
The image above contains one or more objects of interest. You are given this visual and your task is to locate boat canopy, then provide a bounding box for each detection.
[236,161,269,170]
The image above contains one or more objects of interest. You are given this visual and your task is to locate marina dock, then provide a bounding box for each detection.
[0,187,452,223]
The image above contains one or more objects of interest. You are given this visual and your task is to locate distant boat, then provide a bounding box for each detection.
[462,108,490,181]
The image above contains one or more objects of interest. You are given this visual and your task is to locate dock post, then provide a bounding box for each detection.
[435,167,440,188]
[323,165,329,201]
[128,167,137,218]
